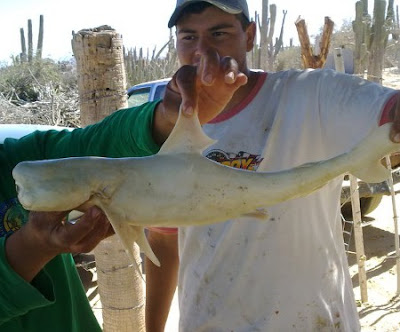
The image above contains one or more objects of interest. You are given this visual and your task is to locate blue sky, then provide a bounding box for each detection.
[0,0,376,64]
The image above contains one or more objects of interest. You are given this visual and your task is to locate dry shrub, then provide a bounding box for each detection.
[0,58,80,127]
[275,46,302,71]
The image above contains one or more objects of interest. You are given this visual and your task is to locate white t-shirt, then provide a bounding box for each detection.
[177,69,397,331]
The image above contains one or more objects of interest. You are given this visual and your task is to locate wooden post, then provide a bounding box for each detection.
[350,176,369,303]
[333,47,346,73]
[335,48,369,302]
[71,26,128,124]
[385,156,400,295]
[72,25,145,332]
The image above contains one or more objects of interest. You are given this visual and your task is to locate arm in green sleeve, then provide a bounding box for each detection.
[5,101,162,166]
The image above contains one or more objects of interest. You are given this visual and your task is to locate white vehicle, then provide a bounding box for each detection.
[0,124,72,143]
[127,78,170,107]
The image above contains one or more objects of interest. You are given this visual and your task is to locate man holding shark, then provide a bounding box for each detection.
[144,0,400,331]
[0,13,251,330]
[0,8,251,329]
[2,0,400,331]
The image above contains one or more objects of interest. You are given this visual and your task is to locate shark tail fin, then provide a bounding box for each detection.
[352,159,391,183]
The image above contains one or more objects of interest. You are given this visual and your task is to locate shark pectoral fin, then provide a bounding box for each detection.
[113,220,160,268]
[109,221,144,276]
[135,228,161,267]
[352,160,391,183]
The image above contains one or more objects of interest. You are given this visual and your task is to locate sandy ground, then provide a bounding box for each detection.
[77,68,400,331]
[349,194,400,331]
[352,68,400,331]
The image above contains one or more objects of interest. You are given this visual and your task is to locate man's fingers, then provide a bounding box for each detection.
[232,72,248,88]
[220,56,240,84]
[175,66,198,116]
[161,53,249,126]
[58,207,103,250]
[30,210,69,230]
[198,49,220,85]
[72,212,111,253]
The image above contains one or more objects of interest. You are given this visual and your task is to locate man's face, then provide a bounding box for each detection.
[175,5,255,72]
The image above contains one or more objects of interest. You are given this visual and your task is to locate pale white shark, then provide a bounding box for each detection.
[12,109,400,268]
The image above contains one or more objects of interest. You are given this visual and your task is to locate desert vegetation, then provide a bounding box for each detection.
[0,0,399,128]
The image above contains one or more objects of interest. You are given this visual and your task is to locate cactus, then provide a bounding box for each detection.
[353,0,370,75]
[123,41,178,87]
[353,0,393,82]
[37,15,44,59]
[19,16,45,63]
[20,28,27,62]
[28,19,33,63]
[255,0,286,70]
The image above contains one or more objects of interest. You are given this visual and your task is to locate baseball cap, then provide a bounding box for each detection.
[168,0,250,28]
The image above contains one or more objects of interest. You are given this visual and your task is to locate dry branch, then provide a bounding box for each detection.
[295,16,334,69]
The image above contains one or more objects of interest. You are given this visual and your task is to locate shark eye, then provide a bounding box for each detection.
[15,184,20,194]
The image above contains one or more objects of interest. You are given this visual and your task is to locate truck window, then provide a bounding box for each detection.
[128,87,151,107]
[154,84,167,101]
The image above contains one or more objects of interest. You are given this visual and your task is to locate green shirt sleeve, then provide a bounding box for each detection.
[4,101,161,166]
[0,236,55,324]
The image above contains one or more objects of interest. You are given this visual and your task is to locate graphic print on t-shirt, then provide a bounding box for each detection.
[205,149,263,171]
[0,198,28,237]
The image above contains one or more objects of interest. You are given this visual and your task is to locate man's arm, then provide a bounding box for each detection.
[145,230,179,332]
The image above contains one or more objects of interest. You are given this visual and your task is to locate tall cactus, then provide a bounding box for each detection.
[368,0,389,82]
[256,0,286,70]
[353,0,393,82]
[28,19,33,63]
[20,28,27,62]
[353,0,370,75]
[19,15,44,63]
[37,15,44,59]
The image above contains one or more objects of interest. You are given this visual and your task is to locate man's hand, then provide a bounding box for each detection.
[28,207,113,256]
[5,206,113,282]
[153,51,248,144]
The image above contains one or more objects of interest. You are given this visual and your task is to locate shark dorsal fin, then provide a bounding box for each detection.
[158,105,216,155]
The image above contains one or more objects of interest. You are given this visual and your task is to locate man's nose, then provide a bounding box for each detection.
[194,36,212,58]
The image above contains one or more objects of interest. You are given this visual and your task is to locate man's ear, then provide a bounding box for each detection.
[246,22,257,52]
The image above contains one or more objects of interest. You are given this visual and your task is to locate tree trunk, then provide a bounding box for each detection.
[71,25,145,332]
